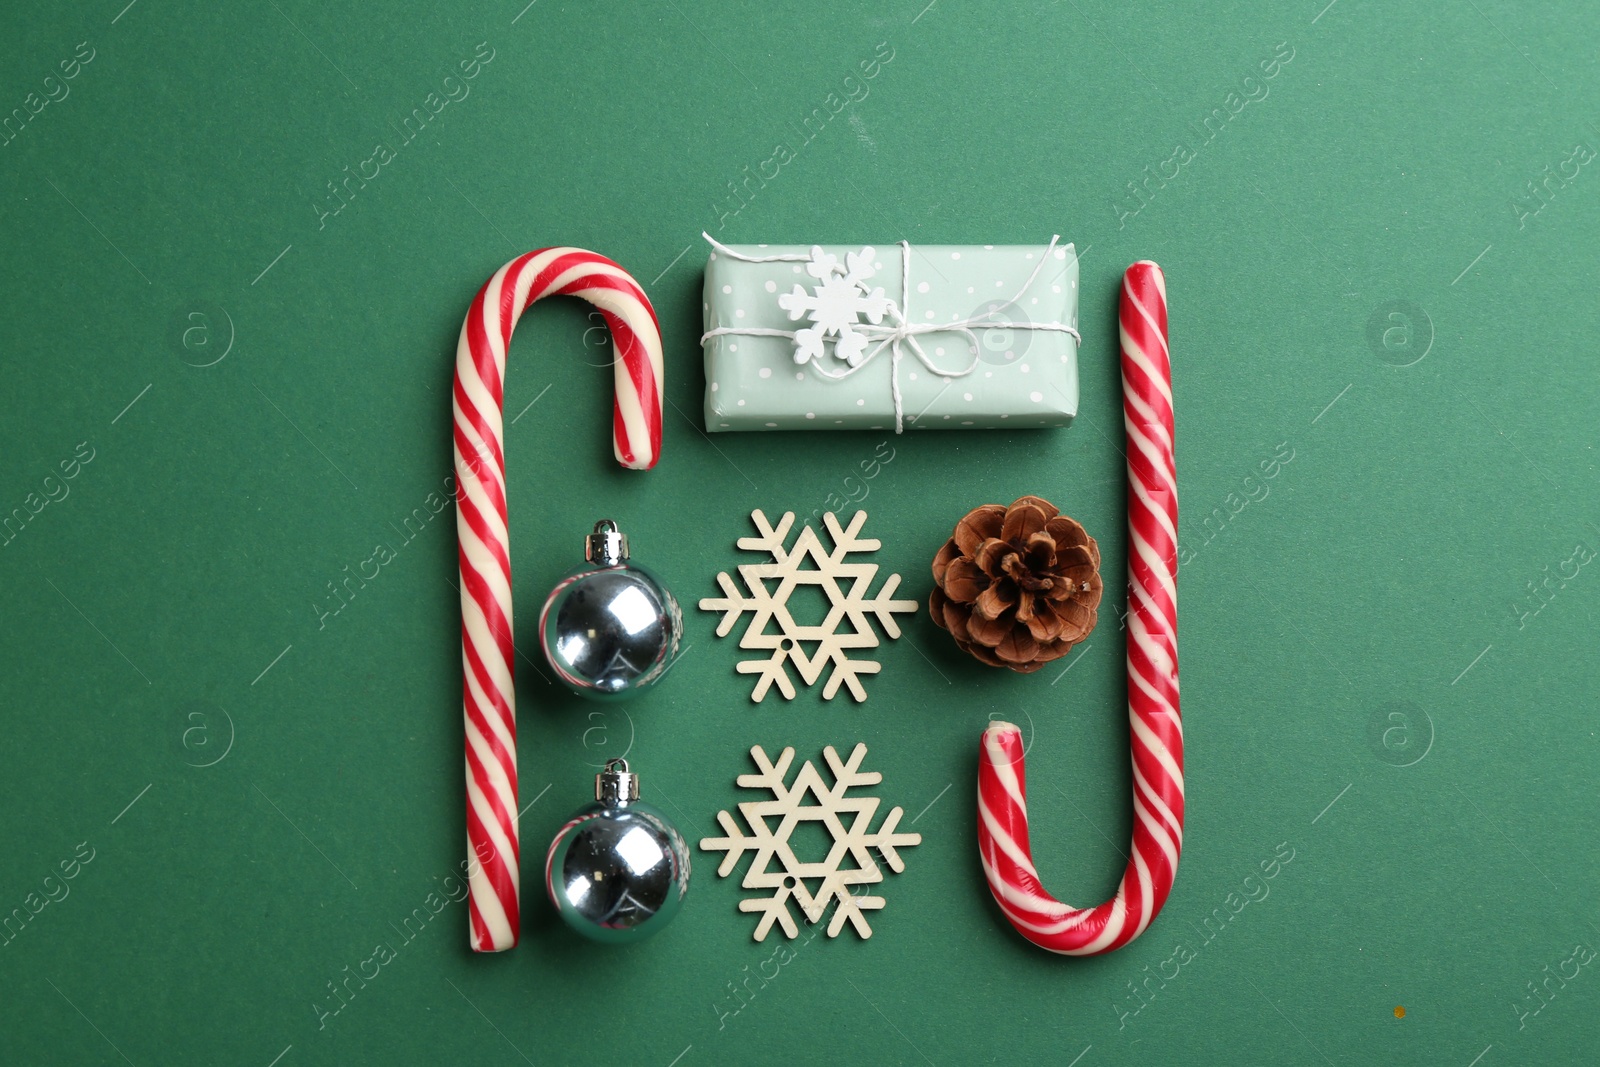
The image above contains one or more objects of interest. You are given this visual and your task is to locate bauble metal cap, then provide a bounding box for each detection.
[596,757,640,803]
[585,519,629,567]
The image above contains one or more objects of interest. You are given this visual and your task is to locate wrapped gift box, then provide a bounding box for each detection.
[702,240,1080,432]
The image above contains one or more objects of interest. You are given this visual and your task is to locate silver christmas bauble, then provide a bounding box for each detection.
[538,520,681,700]
[544,759,690,943]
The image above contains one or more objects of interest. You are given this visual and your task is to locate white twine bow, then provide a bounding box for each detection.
[701,234,1080,433]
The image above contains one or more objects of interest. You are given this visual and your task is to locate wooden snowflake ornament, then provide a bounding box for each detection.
[700,743,921,941]
[699,510,920,702]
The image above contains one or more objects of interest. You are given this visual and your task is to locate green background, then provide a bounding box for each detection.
[2,0,1596,1064]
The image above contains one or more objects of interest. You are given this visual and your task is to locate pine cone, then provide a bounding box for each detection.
[929,495,1102,672]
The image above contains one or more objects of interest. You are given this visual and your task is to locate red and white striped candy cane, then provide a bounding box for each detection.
[977,260,1181,955]
[454,248,664,952]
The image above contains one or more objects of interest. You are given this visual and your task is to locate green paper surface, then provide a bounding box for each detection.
[703,242,1079,430]
[2,1,1599,1065]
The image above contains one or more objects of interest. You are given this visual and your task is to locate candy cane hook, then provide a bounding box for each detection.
[454,248,664,952]
[977,261,1181,955]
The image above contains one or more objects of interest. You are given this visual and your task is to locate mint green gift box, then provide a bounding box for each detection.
[701,241,1080,432]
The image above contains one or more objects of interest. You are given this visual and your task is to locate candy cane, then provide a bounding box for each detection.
[977,260,1181,955]
[454,248,664,952]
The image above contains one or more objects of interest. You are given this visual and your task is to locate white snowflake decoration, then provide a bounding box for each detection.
[700,743,921,941]
[699,510,920,702]
[776,246,891,367]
